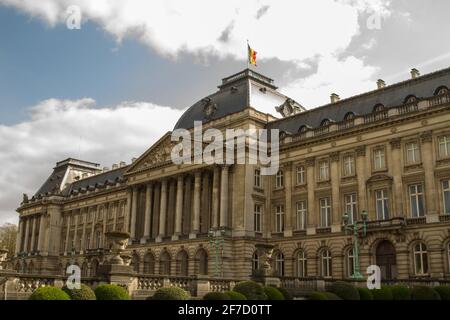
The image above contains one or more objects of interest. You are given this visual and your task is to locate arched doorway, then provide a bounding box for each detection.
[376,240,397,280]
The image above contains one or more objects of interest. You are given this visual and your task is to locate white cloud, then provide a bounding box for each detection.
[0,98,183,224]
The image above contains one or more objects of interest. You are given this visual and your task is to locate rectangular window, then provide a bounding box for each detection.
[296,166,305,185]
[254,204,262,232]
[375,189,390,220]
[344,193,358,224]
[443,180,450,214]
[296,201,307,231]
[409,184,425,218]
[439,135,450,158]
[275,205,285,233]
[406,142,421,164]
[373,148,386,170]
[276,170,284,189]
[254,169,261,188]
[319,161,329,181]
[319,198,331,227]
[343,155,355,177]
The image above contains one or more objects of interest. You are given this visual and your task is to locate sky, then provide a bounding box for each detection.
[1,0,450,224]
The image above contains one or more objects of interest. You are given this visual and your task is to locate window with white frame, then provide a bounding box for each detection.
[275,205,285,233]
[347,248,355,278]
[343,155,355,177]
[375,189,390,220]
[254,204,262,233]
[254,168,261,188]
[296,166,306,185]
[438,135,450,158]
[319,198,331,227]
[409,184,425,218]
[318,160,330,181]
[296,251,307,277]
[373,148,386,170]
[252,251,259,271]
[406,142,421,164]
[296,201,307,231]
[275,252,285,276]
[275,170,284,188]
[344,193,358,224]
[321,250,332,278]
[413,242,428,275]
[442,180,450,214]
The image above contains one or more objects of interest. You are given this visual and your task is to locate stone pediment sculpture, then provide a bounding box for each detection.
[275,98,302,118]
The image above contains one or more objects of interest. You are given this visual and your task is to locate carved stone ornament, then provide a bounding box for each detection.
[202,98,217,119]
[142,139,175,168]
[275,98,301,118]
[255,243,275,276]
[105,231,130,265]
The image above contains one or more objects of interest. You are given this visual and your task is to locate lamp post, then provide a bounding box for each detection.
[208,228,225,278]
[342,210,368,280]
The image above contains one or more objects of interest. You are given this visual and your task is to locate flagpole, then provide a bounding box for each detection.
[246,39,249,70]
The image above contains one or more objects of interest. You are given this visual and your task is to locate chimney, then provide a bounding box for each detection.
[411,68,420,79]
[119,161,126,167]
[377,79,386,89]
[330,93,340,103]
[112,163,119,170]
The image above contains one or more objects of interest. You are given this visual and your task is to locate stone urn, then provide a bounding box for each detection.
[121,254,132,266]
[0,248,8,270]
[105,231,130,265]
[255,243,275,277]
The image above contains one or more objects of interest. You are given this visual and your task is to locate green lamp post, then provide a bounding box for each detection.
[208,228,226,278]
[342,210,368,280]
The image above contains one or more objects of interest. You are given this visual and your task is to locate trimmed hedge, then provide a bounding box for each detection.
[263,286,284,300]
[308,291,328,300]
[276,287,293,300]
[62,284,96,300]
[94,284,130,300]
[29,286,71,300]
[225,291,247,300]
[324,292,342,300]
[203,292,229,300]
[411,286,441,300]
[371,286,393,300]
[233,281,267,300]
[390,285,411,301]
[151,287,190,300]
[357,287,373,300]
[328,281,360,300]
[434,286,450,300]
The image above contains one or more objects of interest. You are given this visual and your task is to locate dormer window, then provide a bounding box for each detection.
[344,112,356,121]
[435,86,449,96]
[373,104,385,113]
[320,119,331,127]
[405,95,418,104]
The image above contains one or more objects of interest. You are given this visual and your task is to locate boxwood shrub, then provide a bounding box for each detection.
[324,292,342,300]
[203,292,229,300]
[224,291,247,300]
[434,286,450,300]
[308,291,328,300]
[29,286,71,300]
[411,286,441,300]
[151,287,190,300]
[357,287,373,300]
[94,284,130,300]
[276,287,293,300]
[62,284,96,300]
[389,285,411,300]
[328,281,360,300]
[263,286,284,300]
[233,281,267,300]
[371,286,393,300]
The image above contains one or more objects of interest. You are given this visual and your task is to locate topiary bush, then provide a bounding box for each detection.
[434,286,450,300]
[411,286,441,300]
[151,287,190,300]
[371,286,393,300]
[263,286,284,300]
[357,287,373,300]
[29,286,71,300]
[324,292,342,300]
[276,287,293,300]
[62,284,96,300]
[308,291,328,300]
[203,292,229,300]
[389,285,411,300]
[225,291,247,300]
[328,281,360,300]
[94,284,130,300]
[233,281,267,300]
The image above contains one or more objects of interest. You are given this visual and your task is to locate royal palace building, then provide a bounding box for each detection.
[12,67,450,283]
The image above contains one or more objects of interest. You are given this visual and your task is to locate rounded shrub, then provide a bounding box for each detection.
[328,281,360,300]
[371,286,393,300]
[29,286,71,300]
[324,292,342,300]
[389,285,411,300]
[224,291,247,300]
[233,281,267,300]
[308,291,328,300]
[357,287,373,300]
[151,287,190,300]
[276,287,293,300]
[434,286,450,300]
[62,284,96,300]
[94,284,130,300]
[411,286,441,300]
[263,286,284,300]
[203,292,229,300]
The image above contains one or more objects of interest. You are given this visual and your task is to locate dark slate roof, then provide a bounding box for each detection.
[267,67,450,133]
[35,166,68,196]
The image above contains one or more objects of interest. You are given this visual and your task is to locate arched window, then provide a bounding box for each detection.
[413,243,428,275]
[373,104,385,113]
[274,252,285,277]
[90,259,99,277]
[195,249,208,275]
[435,86,449,96]
[346,248,355,278]
[295,250,307,277]
[344,112,356,121]
[176,250,189,276]
[81,262,89,278]
[159,251,171,275]
[404,95,418,104]
[298,125,308,134]
[28,262,34,274]
[131,253,140,273]
[320,119,331,127]
[143,252,155,274]
[276,170,284,188]
[95,229,102,249]
[320,249,332,278]
[252,251,260,271]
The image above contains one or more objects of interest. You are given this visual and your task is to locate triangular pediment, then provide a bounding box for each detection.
[366,173,393,184]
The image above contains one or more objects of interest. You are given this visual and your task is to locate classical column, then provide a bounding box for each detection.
[390,138,404,217]
[81,211,87,253]
[190,171,202,238]
[15,218,23,255]
[157,179,168,242]
[30,216,37,252]
[211,167,220,229]
[306,157,316,235]
[22,218,30,253]
[89,207,97,250]
[421,131,438,221]
[64,214,71,255]
[219,165,229,228]
[284,162,293,237]
[182,175,192,235]
[125,189,132,233]
[142,183,153,243]
[37,214,46,253]
[330,152,341,232]
[73,214,79,252]
[112,203,118,230]
[102,207,107,248]
[173,175,184,240]
[130,186,139,240]
[356,146,368,215]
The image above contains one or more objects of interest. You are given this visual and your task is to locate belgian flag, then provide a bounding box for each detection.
[248,44,257,66]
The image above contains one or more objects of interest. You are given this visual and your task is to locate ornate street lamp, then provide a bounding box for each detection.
[208,228,226,278]
[342,210,368,280]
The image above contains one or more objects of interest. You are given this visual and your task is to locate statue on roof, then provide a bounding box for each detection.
[276,98,302,118]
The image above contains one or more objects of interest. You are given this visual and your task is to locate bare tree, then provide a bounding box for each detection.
[0,223,18,258]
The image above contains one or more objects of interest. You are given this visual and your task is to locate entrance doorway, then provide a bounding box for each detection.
[375,240,397,280]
